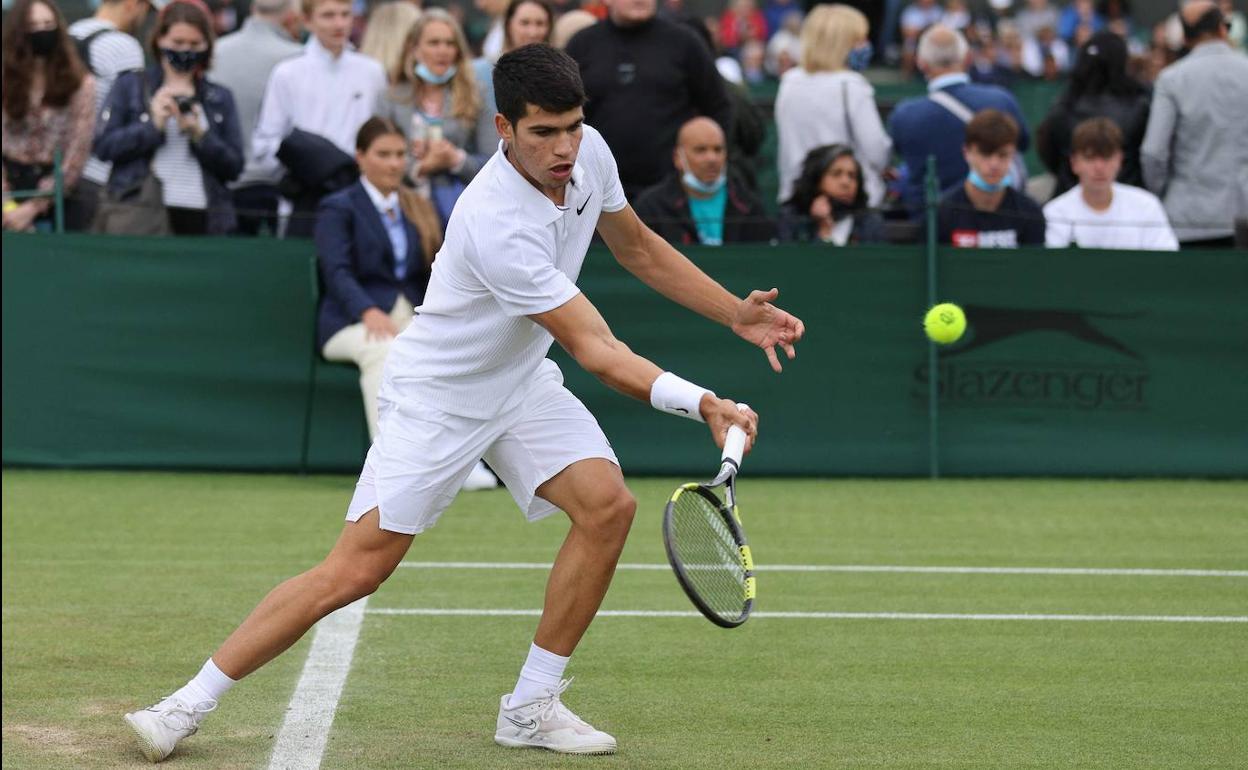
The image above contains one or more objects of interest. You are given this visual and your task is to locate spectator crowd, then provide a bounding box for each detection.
[4,0,1247,250]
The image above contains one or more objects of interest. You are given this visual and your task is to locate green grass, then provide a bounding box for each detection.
[3,471,1246,769]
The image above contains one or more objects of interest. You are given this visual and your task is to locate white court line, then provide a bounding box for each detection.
[267,597,368,770]
[366,607,1248,623]
[399,561,1248,578]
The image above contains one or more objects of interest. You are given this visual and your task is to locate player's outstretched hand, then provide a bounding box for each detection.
[699,395,758,454]
[731,288,805,373]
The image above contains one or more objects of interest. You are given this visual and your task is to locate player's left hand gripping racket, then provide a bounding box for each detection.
[662,407,755,628]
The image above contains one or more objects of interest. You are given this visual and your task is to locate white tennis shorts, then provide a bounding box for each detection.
[345,367,619,535]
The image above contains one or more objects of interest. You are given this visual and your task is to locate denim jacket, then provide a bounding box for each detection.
[94,65,244,234]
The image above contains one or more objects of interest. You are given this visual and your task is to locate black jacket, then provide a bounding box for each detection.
[633,173,775,245]
[1037,90,1151,198]
[565,17,733,197]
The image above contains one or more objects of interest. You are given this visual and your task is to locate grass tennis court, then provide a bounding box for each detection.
[3,470,1246,769]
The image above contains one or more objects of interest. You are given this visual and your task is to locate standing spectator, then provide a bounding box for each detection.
[66,0,153,232]
[1057,0,1104,45]
[1141,0,1248,247]
[719,0,768,55]
[94,0,244,235]
[551,8,596,47]
[775,4,891,208]
[251,0,387,237]
[475,0,554,117]
[316,117,439,441]
[1223,0,1246,50]
[888,24,1030,216]
[781,143,886,245]
[1015,0,1059,42]
[2,0,95,233]
[209,0,303,235]
[1037,31,1149,198]
[375,8,494,228]
[1044,117,1177,250]
[565,0,732,200]
[937,109,1045,248]
[360,1,422,84]
[898,0,943,75]
[633,116,774,245]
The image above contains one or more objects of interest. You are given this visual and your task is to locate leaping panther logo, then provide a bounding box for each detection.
[944,305,1143,360]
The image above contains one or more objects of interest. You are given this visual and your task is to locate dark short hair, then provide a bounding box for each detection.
[1071,117,1123,157]
[1181,6,1226,40]
[493,43,586,127]
[149,0,215,71]
[964,109,1019,154]
[356,116,405,152]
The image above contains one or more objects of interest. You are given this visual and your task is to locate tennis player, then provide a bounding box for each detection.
[125,44,804,762]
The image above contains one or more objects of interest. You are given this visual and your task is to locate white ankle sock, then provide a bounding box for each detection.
[175,658,237,705]
[509,643,569,706]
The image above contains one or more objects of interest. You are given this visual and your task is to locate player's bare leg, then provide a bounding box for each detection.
[126,509,412,762]
[495,458,633,755]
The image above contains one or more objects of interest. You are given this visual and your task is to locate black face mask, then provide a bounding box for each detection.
[28,29,59,57]
[161,47,207,73]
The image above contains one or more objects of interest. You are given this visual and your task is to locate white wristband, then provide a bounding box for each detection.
[650,372,713,422]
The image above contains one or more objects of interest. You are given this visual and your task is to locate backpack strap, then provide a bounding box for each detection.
[927,90,975,123]
[73,27,112,77]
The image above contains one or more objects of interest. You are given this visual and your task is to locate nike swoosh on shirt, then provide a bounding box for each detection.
[577,193,592,215]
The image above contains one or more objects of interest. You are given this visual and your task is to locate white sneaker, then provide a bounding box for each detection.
[494,678,616,755]
[461,460,499,492]
[124,696,216,763]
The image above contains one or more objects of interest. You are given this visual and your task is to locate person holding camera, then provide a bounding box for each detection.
[94,0,243,235]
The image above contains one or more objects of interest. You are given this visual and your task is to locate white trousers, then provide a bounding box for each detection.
[321,296,415,440]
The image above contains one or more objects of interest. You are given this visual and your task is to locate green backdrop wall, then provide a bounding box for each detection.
[3,233,1246,476]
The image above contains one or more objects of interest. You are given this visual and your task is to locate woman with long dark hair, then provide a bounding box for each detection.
[781,143,885,245]
[1,0,95,232]
[94,0,243,235]
[1037,30,1150,197]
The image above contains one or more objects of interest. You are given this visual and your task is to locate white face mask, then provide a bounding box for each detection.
[679,150,727,195]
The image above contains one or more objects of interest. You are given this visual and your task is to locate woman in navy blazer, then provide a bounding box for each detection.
[316,117,442,442]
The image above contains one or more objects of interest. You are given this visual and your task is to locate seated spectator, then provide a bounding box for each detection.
[634,116,774,245]
[316,117,437,439]
[1020,24,1070,78]
[764,9,802,78]
[899,0,944,75]
[209,0,304,236]
[1224,0,1247,51]
[888,24,1030,217]
[781,143,885,245]
[376,8,494,229]
[942,0,971,31]
[1058,0,1104,45]
[938,109,1045,247]
[2,0,95,233]
[251,0,387,237]
[360,1,422,85]
[968,39,1015,87]
[1141,0,1248,247]
[762,0,798,41]
[94,0,243,235]
[1099,0,1134,40]
[475,0,555,116]
[775,4,891,208]
[67,0,151,232]
[1044,117,1177,250]
[1037,31,1149,199]
[719,0,768,56]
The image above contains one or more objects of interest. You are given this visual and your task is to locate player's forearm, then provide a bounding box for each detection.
[567,331,663,403]
[614,228,740,327]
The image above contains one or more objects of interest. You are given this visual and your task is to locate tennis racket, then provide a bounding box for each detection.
[662,407,754,628]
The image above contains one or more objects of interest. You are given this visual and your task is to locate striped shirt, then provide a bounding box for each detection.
[68,19,145,186]
[152,117,208,210]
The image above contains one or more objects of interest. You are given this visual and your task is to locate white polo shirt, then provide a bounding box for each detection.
[382,125,627,419]
[1044,183,1179,251]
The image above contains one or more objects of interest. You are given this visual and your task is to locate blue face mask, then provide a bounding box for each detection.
[679,151,727,195]
[847,41,873,72]
[415,62,457,85]
[968,169,1014,193]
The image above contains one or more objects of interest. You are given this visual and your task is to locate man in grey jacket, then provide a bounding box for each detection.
[209,0,304,235]
[1141,0,1248,247]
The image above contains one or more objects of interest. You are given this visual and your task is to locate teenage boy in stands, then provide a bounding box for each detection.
[937,108,1045,248]
[1044,117,1178,250]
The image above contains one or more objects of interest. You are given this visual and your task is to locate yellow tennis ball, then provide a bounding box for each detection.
[924,303,966,344]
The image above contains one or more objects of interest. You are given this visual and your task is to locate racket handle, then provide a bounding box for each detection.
[721,403,750,471]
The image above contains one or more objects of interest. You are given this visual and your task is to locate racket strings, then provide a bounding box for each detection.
[670,491,746,621]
